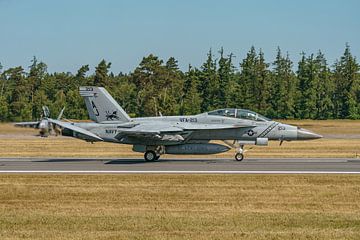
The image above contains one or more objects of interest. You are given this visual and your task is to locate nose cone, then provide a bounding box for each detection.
[297,128,323,140]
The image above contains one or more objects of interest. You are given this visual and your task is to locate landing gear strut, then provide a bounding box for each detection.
[235,145,245,161]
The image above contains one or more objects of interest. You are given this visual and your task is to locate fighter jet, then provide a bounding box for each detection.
[15,106,65,137]
[48,86,322,161]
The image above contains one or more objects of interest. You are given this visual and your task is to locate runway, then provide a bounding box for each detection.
[1,157,360,174]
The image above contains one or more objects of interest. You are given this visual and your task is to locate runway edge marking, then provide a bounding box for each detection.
[1,170,360,174]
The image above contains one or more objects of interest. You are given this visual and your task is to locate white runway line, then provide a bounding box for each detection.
[0,170,360,174]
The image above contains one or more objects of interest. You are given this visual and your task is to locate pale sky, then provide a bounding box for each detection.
[0,0,359,73]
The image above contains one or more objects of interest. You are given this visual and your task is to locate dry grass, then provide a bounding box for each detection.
[1,121,360,158]
[0,174,359,240]
[0,123,36,134]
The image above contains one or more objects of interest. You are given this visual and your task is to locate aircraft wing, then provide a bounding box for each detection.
[14,121,40,128]
[48,119,103,141]
[115,123,253,142]
[115,124,184,141]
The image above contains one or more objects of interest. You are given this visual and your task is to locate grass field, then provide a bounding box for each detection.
[0,174,359,240]
[0,120,360,158]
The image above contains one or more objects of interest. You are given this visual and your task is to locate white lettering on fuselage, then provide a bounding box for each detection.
[179,117,197,123]
[105,129,117,134]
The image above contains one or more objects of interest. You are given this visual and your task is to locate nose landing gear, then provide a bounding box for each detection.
[235,153,244,161]
[235,145,245,161]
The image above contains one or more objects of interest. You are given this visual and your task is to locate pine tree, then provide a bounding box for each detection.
[94,59,111,87]
[0,95,8,121]
[218,48,238,108]
[5,67,32,121]
[239,46,258,110]
[198,49,218,111]
[333,44,360,118]
[296,53,318,118]
[239,46,270,113]
[28,56,47,90]
[65,89,88,119]
[131,55,183,116]
[132,55,162,116]
[160,57,184,115]
[217,48,231,107]
[270,48,296,118]
[76,65,90,79]
[50,90,66,118]
[165,57,178,70]
[313,51,334,119]
[111,74,137,116]
[28,57,48,118]
[32,90,50,118]
[225,73,241,109]
[75,65,90,87]
[254,49,270,114]
[181,65,202,115]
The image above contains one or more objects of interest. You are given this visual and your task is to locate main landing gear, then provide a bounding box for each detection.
[144,151,159,162]
[235,145,245,161]
[144,146,163,162]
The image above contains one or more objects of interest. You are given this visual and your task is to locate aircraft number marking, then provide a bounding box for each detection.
[179,117,197,123]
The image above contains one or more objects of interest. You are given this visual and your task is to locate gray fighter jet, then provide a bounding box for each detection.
[48,86,322,161]
[15,106,65,137]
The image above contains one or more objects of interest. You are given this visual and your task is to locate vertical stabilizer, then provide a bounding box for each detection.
[79,86,131,123]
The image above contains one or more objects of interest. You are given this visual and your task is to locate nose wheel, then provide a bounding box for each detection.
[234,144,245,162]
[235,153,244,161]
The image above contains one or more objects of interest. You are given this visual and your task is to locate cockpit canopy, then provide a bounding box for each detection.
[207,108,271,122]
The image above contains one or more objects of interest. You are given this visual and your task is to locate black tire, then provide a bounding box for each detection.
[144,151,157,162]
[235,153,244,161]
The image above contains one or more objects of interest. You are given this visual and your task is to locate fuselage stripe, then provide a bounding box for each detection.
[258,122,278,138]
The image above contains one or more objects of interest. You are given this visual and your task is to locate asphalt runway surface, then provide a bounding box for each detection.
[0,157,360,174]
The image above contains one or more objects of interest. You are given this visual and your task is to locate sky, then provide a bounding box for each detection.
[0,0,359,74]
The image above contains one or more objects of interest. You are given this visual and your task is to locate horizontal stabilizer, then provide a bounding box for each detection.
[14,121,40,128]
[48,119,103,141]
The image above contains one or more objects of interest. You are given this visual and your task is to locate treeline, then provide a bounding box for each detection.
[0,45,359,121]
